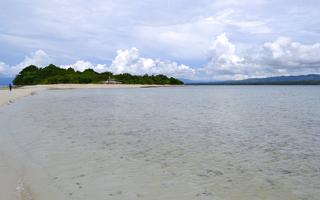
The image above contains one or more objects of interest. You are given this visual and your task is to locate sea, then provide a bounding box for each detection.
[0,86,319,200]
[0,77,13,86]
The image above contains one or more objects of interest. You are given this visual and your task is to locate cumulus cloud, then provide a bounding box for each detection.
[200,33,320,80]
[61,60,107,73]
[0,50,51,77]
[1,0,320,70]
[0,48,195,79]
[134,8,272,60]
[2,35,320,81]
[60,48,196,79]
[202,33,257,80]
[262,37,320,68]
[14,50,51,71]
[108,48,196,78]
[55,37,320,80]
[207,33,244,68]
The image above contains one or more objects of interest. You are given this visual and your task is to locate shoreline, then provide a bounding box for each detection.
[0,84,180,107]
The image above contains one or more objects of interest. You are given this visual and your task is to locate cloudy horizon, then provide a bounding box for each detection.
[1,0,320,80]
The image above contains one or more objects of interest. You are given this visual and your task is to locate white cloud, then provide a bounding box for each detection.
[104,36,320,80]
[50,48,196,79]
[61,60,107,73]
[0,50,51,77]
[1,0,320,69]
[108,48,196,78]
[201,34,320,80]
[202,33,256,80]
[14,50,51,70]
[2,35,320,81]
[0,48,195,79]
[263,37,320,68]
[208,33,244,67]
[133,8,272,62]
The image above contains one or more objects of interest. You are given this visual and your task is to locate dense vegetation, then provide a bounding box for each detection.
[13,64,183,85]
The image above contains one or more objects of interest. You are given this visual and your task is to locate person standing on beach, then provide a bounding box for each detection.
[9,83,12,91]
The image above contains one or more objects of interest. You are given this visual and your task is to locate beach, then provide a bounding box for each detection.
[2,0,320,199]
[0,86,319,200]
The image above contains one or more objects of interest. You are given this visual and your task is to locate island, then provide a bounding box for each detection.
[13,64,184,85]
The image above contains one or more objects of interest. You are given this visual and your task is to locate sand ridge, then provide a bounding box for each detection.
[0,84,178,106]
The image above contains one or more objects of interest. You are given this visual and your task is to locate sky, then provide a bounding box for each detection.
[1,0,320,80]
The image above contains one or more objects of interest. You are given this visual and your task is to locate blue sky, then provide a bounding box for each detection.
[1,0,320,80]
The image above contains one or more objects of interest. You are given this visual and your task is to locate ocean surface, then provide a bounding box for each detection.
[0,86,319,200]
[0,77,13,86]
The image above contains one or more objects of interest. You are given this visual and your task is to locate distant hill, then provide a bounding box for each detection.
[188,74,320,85]
[178,78,207,84]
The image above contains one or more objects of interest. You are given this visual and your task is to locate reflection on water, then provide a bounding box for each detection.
[1,86,320,200]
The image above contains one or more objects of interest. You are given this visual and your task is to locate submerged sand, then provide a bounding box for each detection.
[0,84,171,106]
[0,84,176,200]
[1,85,319,200]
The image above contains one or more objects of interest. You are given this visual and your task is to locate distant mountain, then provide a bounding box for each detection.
[188,74,320,85]
[0,77,13,86]
[178,78,210,84]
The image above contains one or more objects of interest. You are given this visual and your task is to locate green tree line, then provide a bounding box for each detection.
[13,64,184,85]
